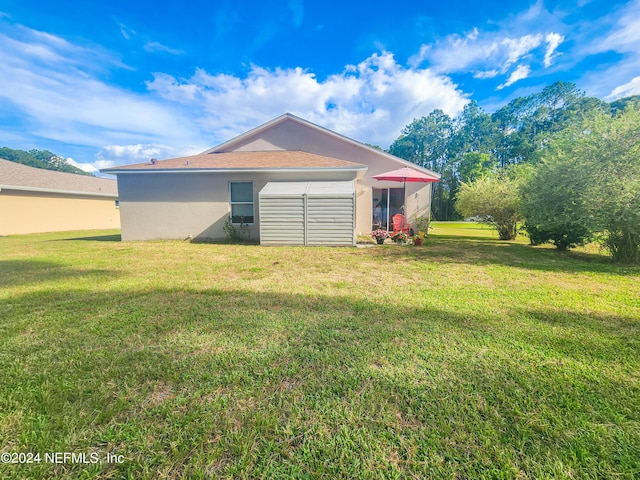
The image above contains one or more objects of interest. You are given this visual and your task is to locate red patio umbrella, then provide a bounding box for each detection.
[372,166,439,224]
[372,166,440,184]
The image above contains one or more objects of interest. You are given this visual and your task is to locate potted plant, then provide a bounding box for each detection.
[413,231,425,245]
[391,231,408,244]
[371,229,389,244]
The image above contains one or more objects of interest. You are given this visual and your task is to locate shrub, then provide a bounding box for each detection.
[455,168,526,240]
[522,104,640,261]
[520,154,592,250]
[223,216,246,243]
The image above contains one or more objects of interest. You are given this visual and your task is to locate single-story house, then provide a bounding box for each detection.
[101,113,440,245]
[0,159,120,235]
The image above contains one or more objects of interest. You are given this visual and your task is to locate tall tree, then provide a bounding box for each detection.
[609,95,640,116]
[388,109,453,171]
[457,153,498,184]
[0,147,90,175]
[386,81,634,223]
[451,101,497,157]
[521,153,593,250]
[388,110,455,220]
[493,81,585,165]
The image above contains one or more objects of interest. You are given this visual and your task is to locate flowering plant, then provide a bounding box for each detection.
[412,230,425,245]
[371,229,389,240]
[391,231,408,243]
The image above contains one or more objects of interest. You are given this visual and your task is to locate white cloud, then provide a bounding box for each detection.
[408,31,500,73]
[64,144,207,174]
[497,65,531,90]
[410,27,561,77]
[97,143,204,165]
[147,52,469,147]
[474,69,500,79]
[588,0,640,54]
[579,0,640,99]
[144,41,184,55]
[544,33,564,67]
[66,157,99,173]
[501,34,543,69]
[0,23,200,149]
[118,21,184,55]
[0,19,468,168]
[409,1,564,91]
[119,23,134,40]
[605,76,640,101]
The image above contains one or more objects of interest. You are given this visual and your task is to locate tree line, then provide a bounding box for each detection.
[387,82,640,263]
[387,81,639,222]
[0,147,90,176]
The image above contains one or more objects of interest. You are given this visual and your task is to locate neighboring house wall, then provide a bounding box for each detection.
[117,170,357,241]
[0,159,120,235]
[0,189,120,235]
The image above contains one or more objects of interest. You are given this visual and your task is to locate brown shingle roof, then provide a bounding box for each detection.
[101,150,368,172]
[0,159,118,197]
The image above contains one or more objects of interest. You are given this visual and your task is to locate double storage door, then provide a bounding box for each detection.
[259,181,355,246]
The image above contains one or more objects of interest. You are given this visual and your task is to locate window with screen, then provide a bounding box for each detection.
[230,182,254,224]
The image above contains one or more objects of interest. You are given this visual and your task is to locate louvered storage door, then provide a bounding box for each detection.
[259,181,355,246]
[306,196,354,246]
[259,195,306,245]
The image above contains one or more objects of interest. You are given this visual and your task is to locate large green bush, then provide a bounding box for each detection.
[520,153,592,250]
[521,105,640,262]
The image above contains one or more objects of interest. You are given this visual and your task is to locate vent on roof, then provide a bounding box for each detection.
[150,158,158,165]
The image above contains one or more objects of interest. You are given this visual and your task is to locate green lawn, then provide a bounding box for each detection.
[1,225,639,479]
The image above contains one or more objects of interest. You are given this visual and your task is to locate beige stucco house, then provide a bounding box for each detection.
[0,159,119,235]
[102,113,440,245]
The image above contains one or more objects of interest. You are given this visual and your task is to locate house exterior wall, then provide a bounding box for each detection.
[219,120,389,168]
[219,119,433,235]
[405,184,433,226]
[0,190,120,235]
[116,170,357,241]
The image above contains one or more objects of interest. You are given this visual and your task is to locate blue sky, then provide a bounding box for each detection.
[1,0,639,173]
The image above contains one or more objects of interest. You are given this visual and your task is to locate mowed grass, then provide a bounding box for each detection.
[0,225,639,479]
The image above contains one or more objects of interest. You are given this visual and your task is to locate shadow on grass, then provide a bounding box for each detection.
[376,236,640,277]
[430,233,501,242]
[61,234,122,242]
[0,259,116,288]
[2,286,638,478]
[3,286,638,367]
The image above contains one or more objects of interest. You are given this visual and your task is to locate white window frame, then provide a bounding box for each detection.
[229,181,255,225]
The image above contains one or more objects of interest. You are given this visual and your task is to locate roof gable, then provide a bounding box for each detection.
[204,113,440,179]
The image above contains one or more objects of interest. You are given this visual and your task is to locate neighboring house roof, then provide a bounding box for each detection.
[204,113,441,180]
[101,150,368,174]
[0,158,118,197]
